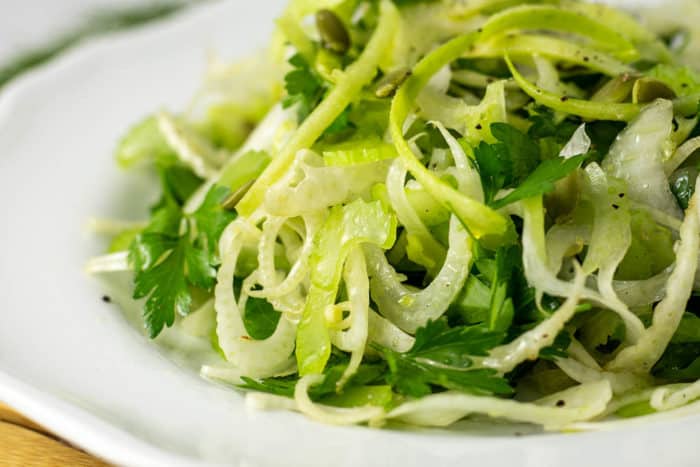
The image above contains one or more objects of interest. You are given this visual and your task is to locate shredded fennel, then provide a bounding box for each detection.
[88,0,700,433]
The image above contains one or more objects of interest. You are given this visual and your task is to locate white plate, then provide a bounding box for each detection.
[1,1,698,466]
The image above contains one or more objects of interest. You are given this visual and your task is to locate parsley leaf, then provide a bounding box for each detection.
[239,361,387,399]
[322,105,354,136]
[158,165,202,207]
[281,54,356,139]
[449,275,491,325]
[510,256,537,322]
[672,313,700,344]
[473,141,509,205]
[191,184,237,254]
[376,320,512,398]
[239,375,297,398]
[586,120,626,160]
[474,122,540,204]
[670,167,698,210]
[490,122,541,182]
[490,154,587,209]
[539,331,573,360]
[230,279,283,341]
[487,247,518,332]
[134,235,192,338]
[243,297,282,340]
[184,244,216,289]
[450,246,524,331]
[650,313,700,379]
[474,122,587,209]
[527,107,580,144]
[526,108,580,161]
[653,343,700,380]
[282,53,325,123]
[130,232,178,271]
[129,181,236,338]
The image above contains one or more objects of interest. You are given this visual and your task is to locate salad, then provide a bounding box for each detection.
[88,0,700,430]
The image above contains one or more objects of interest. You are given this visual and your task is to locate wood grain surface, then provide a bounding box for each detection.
[0,402,109,467]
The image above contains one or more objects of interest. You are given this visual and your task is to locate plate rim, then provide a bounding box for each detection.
[0,4,237,465]
[0,370,212,466]
[1,1,699,466]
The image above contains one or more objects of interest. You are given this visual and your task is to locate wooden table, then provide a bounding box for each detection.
[0,402,109,466]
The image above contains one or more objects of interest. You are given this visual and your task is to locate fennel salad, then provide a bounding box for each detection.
[87,0,700,430]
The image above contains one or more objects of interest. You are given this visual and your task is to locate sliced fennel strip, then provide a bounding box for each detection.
[214,218,298,378]
[236,1,401,216]
[607,179,700,372]
[519,196,646,342]
[385,381,612,429]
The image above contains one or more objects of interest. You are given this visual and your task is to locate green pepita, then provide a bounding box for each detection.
[375,67,412,98]
[316,9,351,54]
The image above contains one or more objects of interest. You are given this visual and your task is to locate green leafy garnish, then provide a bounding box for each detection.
[671,313,700,344]
[87,0,700,429]
[490,154,587,209]
[243,297,282,340]
[526,107,580,159]
[486,247,518,332]
[130,181,235,337]
[239,361,387,399]
[653,343,700,380]
[376,320,512,398]
[282,53,325,122]
[539,331,573,360]
[474,122,540,204]
[474,121,587,209]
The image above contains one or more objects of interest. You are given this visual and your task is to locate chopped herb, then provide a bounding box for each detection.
[130,179,236,338]
[375,320,512,398]
[490,154,587,209]
[282,54,326,122]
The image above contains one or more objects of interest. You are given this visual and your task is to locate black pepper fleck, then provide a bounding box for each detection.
[475,124,483,130]
[560,96,569,102]
[102,295,112,303]
[556,400,566,407]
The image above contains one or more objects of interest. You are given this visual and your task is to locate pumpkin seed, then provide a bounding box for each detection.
[316,9,350,54]
[375,68,412,98]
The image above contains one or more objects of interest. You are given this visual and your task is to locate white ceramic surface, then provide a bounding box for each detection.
[1,1,699,466]
[0,0,149,63]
